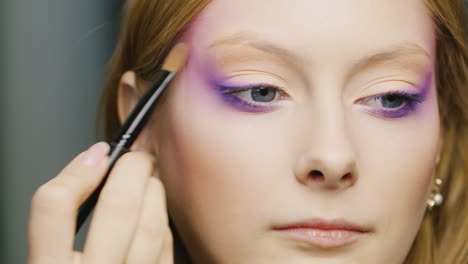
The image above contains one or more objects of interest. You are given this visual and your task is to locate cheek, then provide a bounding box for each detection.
[377,85,439,210]
[154,57,441,262]
[357,85,440,260]
[155,66,293,256]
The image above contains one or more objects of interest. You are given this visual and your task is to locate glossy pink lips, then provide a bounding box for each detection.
[273,218,370,249]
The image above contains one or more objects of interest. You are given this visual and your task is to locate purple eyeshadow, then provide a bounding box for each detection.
[209,70,432,118]
[206,66,282,112]
[219,92,274,112]
[367,91,424,118]
[367,73,432,119]
[217,84,281,112]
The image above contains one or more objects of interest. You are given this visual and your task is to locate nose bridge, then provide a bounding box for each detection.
[317,102,355,172]
[309,75,350,144]
[295,91,357,189]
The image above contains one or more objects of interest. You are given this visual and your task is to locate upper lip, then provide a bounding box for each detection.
[273,218,371,233]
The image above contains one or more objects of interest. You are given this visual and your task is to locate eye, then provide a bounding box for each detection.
[360,90,425,118]
[235,86,279,103]
[364,93,407,109]
[217,83,288,112]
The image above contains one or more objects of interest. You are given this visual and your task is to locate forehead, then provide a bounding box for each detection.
[184,0,435,66]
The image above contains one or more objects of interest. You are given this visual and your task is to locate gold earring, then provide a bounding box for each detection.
[427,178,443,210]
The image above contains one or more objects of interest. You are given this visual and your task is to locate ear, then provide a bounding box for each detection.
[117,71,154,153]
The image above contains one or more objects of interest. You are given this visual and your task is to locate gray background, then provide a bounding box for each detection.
[1,1,122,263]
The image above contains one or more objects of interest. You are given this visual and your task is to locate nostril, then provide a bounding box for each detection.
[310,170,324,181]
[341,173,352,181]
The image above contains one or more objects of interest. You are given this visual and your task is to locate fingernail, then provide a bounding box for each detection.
[81,142,110,166]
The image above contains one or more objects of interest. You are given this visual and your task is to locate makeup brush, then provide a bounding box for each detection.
[75,43,189,233]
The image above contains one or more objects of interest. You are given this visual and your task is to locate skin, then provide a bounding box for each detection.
[28,0,442,263]
[149,0,442,263]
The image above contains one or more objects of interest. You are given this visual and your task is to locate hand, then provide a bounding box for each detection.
[28,142,173,264]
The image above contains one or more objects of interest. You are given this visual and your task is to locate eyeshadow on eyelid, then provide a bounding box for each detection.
[415,70,433,97]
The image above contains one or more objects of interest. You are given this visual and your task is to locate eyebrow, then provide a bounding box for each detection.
[208,32,301,68]
[208,32,430,77]
[347,42,430,79]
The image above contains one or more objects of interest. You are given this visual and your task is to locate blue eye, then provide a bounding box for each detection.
[362,91,423,109]
[380,94,405,108]
[250,87,277,102]
[235,86,278,103]
[361,91,425,118]
[217,83,425,118]
[218,84,286,112]
[364,93,408,109]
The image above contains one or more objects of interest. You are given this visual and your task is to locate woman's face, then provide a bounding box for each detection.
[151,0,441,263]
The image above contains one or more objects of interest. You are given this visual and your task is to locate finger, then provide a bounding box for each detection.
[28,142,110,264]
[82,151,153,264]
[72,251,82,264]
[126,176,171,263]
[157,227,174,264]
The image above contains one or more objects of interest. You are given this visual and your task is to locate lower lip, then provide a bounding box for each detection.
[274,228,365,248]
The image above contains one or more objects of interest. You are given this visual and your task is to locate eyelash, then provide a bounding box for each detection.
[219,83,287,112]
[218,84,425,118]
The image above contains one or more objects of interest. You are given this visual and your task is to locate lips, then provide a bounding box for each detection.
[273,218,371,249]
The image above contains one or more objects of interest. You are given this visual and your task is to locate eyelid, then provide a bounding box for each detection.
[218,70,294,94]
[360,90,424,104]
[220,82,283,93]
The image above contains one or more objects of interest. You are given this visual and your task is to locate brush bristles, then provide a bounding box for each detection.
[161,43,189,72]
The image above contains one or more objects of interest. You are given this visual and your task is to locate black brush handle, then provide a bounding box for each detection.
[75,143,128,233]
[75,69,174,234]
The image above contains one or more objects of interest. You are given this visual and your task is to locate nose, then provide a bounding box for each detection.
[294,113,358,191]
